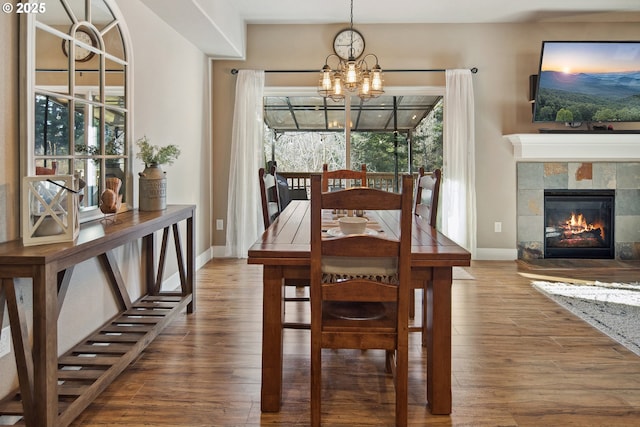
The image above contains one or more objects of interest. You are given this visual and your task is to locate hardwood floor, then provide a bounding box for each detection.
[69,259,640,426]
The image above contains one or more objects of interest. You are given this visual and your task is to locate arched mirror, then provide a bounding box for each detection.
[22,0,131,218]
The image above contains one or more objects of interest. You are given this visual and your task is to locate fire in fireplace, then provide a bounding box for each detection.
[544,190,615,259]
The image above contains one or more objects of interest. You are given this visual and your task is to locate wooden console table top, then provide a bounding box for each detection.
[0,205,193,264]
[0,205,196,427]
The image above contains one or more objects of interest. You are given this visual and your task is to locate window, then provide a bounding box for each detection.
[263,88,443,190]
[24,0,130,218]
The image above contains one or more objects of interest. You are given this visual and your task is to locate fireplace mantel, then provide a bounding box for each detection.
[505,133,640,161]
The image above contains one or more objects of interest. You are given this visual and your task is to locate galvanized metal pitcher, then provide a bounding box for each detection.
[138,164,166,211]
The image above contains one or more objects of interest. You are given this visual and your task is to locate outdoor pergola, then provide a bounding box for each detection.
[263,94,442,132]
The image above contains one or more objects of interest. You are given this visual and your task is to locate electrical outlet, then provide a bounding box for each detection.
[216,219,224,230]
[494,222,502,233]
[0,326,11,358]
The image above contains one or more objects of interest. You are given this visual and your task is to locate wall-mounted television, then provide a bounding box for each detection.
[532,41,640,127]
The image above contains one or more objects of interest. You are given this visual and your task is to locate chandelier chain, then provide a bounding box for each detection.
[349,0,354,48]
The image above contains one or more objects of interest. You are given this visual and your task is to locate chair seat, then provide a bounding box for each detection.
[322,256,398,284]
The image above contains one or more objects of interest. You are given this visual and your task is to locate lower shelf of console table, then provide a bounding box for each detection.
[0,294,190,426]
[0,205,196,427]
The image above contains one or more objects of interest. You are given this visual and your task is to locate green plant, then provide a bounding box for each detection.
[75,138,125,159]
[136,136,181,167]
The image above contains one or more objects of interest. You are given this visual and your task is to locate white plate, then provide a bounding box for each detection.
[326,227,378,237]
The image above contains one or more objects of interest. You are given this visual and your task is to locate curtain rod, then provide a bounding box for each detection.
[230,67,478,75]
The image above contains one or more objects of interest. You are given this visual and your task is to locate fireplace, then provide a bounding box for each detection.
[544,190,615,259]
[511,136,640,261]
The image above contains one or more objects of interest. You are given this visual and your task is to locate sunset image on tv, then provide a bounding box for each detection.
[533,41,640,123]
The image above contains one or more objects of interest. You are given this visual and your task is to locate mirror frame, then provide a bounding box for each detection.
[20,0,133,222]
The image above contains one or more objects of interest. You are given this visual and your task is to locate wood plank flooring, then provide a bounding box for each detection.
[68,259,640,426]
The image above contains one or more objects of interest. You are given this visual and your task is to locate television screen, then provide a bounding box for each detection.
[532,41,640,124]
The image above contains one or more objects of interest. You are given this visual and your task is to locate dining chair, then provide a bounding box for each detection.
[409,167,442,343]
[310,173,413,427]
[259,165,310,329]
[414,167,441,226]
[259,164,282,229]
[321,163,367,192]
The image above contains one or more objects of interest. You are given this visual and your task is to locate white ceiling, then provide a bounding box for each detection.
[140,0,640,58]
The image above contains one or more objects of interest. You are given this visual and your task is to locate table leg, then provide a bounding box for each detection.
[421,280,428,348]
[186,213,195,313]
[426,266,452,415]
[32,264,59,426]
[143,233,155,296]
[3,278,35,425]
[261,265,284,412]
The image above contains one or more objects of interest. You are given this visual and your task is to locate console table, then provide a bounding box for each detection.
[0,205,195,427]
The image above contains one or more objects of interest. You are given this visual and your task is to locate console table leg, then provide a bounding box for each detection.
[144,233,155,296]
[186,214,195,313]
[2,278,35,426]
[32,264,59,426]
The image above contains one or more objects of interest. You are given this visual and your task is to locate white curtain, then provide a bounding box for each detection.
[224,70,265,258]
[441,69,477,257]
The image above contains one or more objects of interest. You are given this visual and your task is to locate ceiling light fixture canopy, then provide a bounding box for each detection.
[318,0,384,101]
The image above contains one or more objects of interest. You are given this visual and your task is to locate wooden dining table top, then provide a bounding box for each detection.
[248,200,470,267]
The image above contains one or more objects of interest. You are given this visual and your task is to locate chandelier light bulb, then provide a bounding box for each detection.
[345,61,358,85]
[371,66,383,91]
[321,69,333,91]
[333,75,343,96]
[360,72,371,96]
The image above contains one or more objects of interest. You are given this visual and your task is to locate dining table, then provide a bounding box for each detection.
[247,199,471,415]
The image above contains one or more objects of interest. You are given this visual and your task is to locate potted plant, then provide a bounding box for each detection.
[136,136,181,211]
[136,135,181,167]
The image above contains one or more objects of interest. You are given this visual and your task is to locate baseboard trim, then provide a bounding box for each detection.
[212,245,227,258]
[474,248,517,260]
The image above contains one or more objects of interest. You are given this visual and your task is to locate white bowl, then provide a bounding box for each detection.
[338,216,367,235]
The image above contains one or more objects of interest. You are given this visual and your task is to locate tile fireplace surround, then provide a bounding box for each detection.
[506,134,640,260]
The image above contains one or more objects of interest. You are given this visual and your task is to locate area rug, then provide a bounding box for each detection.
[532,280,640,357]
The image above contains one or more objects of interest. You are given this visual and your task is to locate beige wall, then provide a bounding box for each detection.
[212,21,640,257]
[0,7,19,244]
[116,0,212,255]
[0,3,20,396]
[0,0,211,399]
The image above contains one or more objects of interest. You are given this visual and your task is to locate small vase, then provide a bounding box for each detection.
[138,163,166,211]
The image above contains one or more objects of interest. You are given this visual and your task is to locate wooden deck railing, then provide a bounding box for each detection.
[279,172,417,198]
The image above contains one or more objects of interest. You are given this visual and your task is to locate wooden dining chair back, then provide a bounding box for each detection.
[414,167,442,227]
[321,163,367,192]
[409,167,441,344]
[310,173,413,427]
[259,165,282,229]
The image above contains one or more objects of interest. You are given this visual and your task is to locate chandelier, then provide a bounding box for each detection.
[318,0,384,101]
